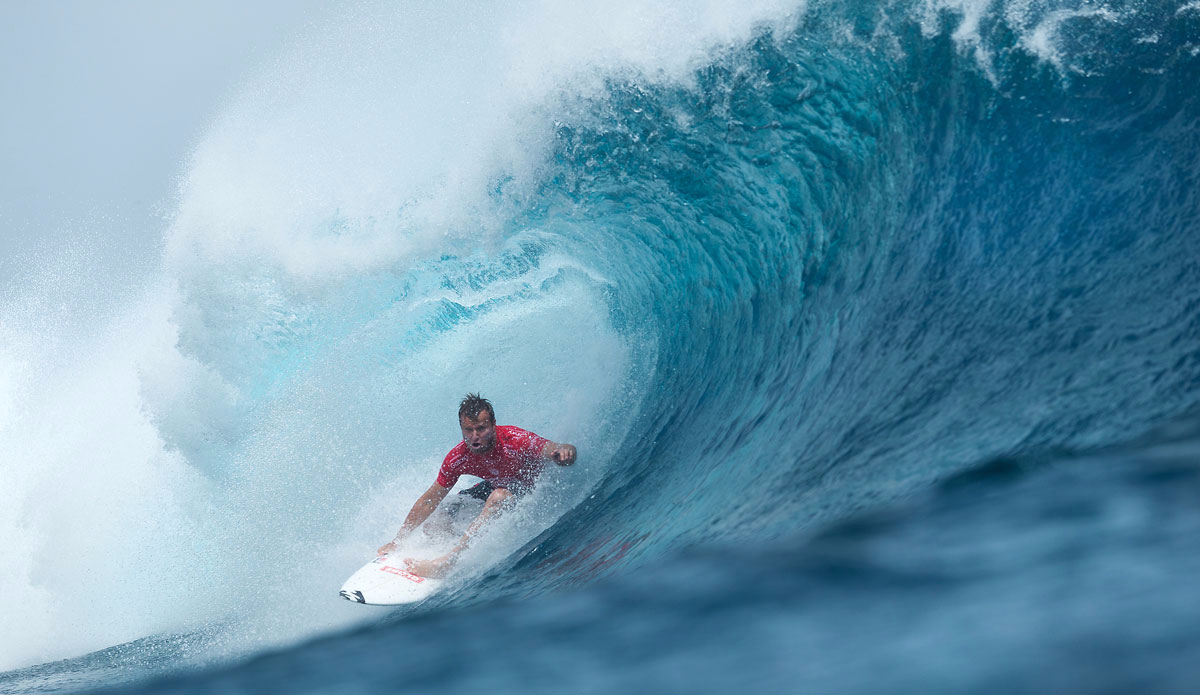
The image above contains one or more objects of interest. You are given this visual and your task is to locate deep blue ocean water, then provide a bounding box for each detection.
[2,0,1199,693]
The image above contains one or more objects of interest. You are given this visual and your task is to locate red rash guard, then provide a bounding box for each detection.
[437,425,550,492]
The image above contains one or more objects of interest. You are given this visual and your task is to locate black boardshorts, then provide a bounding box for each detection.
[457,479,533,501]
[458,479,497,501]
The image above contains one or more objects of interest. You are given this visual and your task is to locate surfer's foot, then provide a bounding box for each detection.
[403,555,451,579]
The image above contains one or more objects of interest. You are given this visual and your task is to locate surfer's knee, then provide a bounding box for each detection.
[484,487,513,508]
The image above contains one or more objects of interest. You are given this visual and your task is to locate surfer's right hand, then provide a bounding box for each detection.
[377,541,397,556]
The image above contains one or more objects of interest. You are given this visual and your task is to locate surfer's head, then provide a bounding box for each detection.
[458,393,496,454]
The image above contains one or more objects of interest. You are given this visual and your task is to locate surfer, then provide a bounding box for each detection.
[377,393,577,578]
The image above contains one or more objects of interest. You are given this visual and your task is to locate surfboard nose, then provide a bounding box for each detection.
[340,589,366,603]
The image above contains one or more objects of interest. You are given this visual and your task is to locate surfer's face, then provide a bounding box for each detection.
[460,412,497,454]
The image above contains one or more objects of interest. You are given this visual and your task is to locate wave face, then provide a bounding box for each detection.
[2,0,1199,691]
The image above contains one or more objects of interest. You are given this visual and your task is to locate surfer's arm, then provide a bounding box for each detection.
[378,481,450,555]
[542,441,577,466]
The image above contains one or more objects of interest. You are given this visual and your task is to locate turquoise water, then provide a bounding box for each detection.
[2,0,1199,692]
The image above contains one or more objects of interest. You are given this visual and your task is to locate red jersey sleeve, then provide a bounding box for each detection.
[436,444,466,488]
[507,426,550,458]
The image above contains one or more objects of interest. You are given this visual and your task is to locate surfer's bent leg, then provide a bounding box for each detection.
[422,497,463,540]
[422,481,494,540]
[454,487,513,550]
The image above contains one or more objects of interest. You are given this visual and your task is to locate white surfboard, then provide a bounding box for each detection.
[339,555,442,605]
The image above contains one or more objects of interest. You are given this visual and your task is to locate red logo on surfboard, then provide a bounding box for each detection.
[380,565,425,583]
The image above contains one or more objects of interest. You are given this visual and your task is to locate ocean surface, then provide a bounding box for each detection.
[2,0,1199,693]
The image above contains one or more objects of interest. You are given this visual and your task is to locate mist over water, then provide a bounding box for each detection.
[2,0,1199,692]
